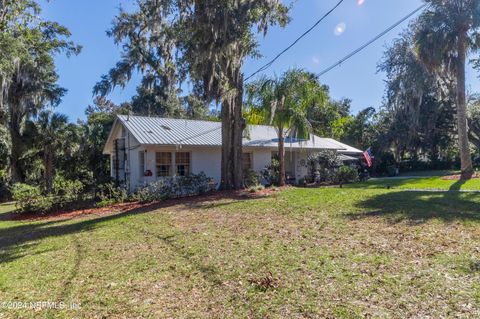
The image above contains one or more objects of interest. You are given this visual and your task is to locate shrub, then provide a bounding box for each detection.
[307,150,342,183]
[261,158,280,186]
[248,185,265,193]
[371,151,396,176]
[244,169,260,188]
[53,176,84,205]
[0,169,10,201]
[297,177,307,187]
[96,182,128,207]
[12,183,47,212]
[135,173,214,202]
[12,176,84,213]
[335,166,359,184]
[386,165,398,177]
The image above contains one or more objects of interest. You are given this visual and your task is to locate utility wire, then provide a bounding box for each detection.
[244,0,345,82]
[318,4,426,78]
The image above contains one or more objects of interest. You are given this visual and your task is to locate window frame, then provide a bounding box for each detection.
[175,152,191,176]
[156,152,172,177]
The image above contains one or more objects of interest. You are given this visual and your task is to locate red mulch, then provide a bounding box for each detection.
[8,187,286,222]
[10,201,146,222]
[442,173,480,180]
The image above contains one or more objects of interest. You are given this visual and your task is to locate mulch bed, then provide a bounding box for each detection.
[7,187,286,222]
[442,173,480,180]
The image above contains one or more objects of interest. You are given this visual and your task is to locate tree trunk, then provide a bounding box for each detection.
[8,108,23,183]
[44,146,54,193]
[220,71,244,190]
[220,98,234,190]
[456,31,473,179]
[232,74,245,190]
[278,128,285,186]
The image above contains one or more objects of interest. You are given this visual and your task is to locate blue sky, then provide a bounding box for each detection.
[40,0,480,122]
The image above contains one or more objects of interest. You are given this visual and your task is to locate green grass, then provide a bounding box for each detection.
[0,202,15,215]
[0,182,479,318]
[346,175,480,191]
[398,170,459,177]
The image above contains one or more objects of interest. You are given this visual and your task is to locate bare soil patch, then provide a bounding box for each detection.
[442,172,480,180]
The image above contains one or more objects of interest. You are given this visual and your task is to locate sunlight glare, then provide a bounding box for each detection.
[334,22,346,36]
[357,0,365,5]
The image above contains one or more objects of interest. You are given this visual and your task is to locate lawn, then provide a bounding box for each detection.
[0,181,479,318]
[347,175,480,191]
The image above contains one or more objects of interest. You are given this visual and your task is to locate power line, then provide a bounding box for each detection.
[244,0,345,82]
[318,4,426,78]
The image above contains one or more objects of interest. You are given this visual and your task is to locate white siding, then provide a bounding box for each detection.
[143,146,159,186]
[191,149,222,185]
[124,145,322,191]
[294,150,310,180]
[252,149,271,173]
[127,147,141,191]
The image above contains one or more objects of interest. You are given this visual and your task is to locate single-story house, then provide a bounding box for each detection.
[103,115,363,191]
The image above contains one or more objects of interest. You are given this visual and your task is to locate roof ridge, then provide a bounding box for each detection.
[117,114,280,130]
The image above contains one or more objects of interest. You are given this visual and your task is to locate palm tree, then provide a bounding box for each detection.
[246,69,325,186]
[414,0,480,179]
[35,111,69,193]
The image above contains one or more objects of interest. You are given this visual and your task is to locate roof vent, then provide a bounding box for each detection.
[160,125,172,131]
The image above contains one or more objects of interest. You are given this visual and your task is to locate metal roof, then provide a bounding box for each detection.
[114,115,352,151]
[338,154,360,162]
[324,138,363,154]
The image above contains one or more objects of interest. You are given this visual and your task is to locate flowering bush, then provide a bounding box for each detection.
[135,172,214,202]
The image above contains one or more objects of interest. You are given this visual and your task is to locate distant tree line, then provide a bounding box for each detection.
[1,0,480,201]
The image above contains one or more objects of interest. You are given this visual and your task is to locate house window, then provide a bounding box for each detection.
[176,152,190,176]
[139,151,145,176]
[243,153,253,171]
[156,152,172,177]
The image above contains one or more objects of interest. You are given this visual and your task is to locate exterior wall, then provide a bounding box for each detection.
[124,146,277,191]
[127,146,143,191]
[120,143,324,191]
[251,149,272,173]
[294,150,310,181]
[109,124,141,186]
[191,149,222,185]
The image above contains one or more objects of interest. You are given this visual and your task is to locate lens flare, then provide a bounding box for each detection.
[334,22,346,36]
[357,0,365,5]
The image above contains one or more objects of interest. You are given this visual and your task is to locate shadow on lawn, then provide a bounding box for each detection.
[0,191,262,265]
[348,190,480,223]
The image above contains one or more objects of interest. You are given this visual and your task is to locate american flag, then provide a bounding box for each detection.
[363,148,373,168]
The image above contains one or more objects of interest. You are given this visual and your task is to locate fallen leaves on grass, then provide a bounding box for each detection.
[248,272,280,291]
[442,173,480,180]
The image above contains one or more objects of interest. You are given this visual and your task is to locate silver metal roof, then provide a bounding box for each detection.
[338,154,360,162]
[324,138,363,154]
[115,115,353,151]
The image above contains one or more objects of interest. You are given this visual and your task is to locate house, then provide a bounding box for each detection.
[103,115,363,191]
